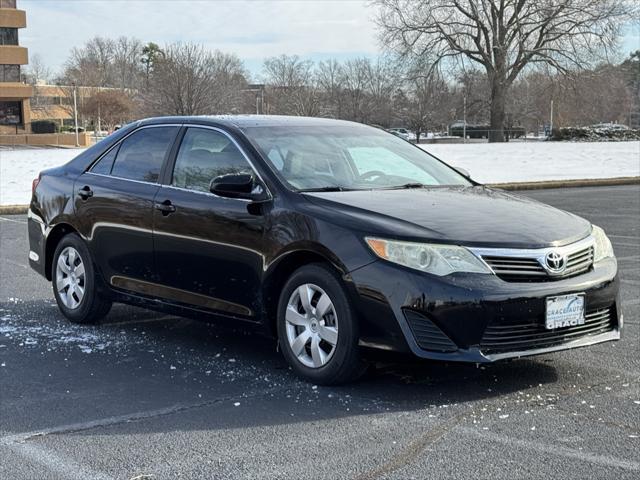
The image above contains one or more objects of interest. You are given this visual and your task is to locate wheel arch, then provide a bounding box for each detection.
[44,222,80,280]
[261,247,350,336]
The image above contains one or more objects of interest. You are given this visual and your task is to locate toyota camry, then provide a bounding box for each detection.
[28,116,621,384]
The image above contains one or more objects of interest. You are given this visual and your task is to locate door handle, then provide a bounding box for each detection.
[155,199,176,215]
[77,186,93,199]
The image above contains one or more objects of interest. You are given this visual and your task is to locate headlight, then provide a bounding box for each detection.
[592,225,614,262]
[365,237,492,276]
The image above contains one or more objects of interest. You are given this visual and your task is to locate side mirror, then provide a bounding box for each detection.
[455,167,471,178]
[210,173,270,202]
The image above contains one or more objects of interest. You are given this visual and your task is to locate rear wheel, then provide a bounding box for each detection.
[277,264,365,385]
[52,233,112,324]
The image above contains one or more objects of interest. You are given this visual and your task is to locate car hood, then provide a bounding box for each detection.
[303,186,592,249]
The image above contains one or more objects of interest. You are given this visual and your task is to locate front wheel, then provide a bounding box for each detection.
[277,264,365,385]
[52,233,112,324]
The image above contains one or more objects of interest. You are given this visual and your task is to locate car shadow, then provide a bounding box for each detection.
[1,299,560,435]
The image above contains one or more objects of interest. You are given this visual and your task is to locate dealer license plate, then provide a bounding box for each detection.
[545,294,585,330]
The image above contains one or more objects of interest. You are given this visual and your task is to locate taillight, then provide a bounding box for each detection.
[32,175,41,195]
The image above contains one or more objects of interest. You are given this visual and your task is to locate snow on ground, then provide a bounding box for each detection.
[0,141,639,205]
[0,147,85,205]
[421,141,640,184]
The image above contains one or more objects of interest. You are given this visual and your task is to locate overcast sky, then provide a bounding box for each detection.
[21,0,639,80]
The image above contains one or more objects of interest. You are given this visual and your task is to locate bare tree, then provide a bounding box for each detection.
[208,50,250,113]
[403,68,453,140]
[340,58,373,123]
[146,43,247,116]
[80,90,134,132]
[64,37,116,87]
[552,66,632,127]
[24,53,51,85]
[25,54,53,115]
[263,55,320,116]
[112,37,143,90]
[454,69,490,125]
[365,56,399,125]
[620,50,640,128]
[62,36,143,90]
[316,59,345,117]
[374,0,637,141]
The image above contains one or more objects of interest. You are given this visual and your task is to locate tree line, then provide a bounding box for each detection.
[26,0,639,141]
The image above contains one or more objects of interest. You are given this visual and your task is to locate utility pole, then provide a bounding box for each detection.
[549,99,554,138]
[462,95,467,144]
[72,83,79,147]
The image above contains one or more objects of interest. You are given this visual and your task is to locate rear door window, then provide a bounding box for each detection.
[110,126,179,183]
[90,145,119,175]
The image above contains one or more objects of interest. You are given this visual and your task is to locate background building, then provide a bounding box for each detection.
[30,84,112,128]
[0,0,31,134]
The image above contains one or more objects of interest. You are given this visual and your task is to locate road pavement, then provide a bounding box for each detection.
[0,185,638,479]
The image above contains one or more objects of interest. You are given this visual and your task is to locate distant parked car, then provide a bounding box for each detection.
[61,126,85,133]
[449,123,525,139]
[388,128,411,141]
[449,123,489,139]
[506,126,526,139]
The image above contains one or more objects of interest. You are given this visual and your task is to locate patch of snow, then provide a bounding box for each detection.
[1,142,639,205]
[420,141,640,184]
[0,148,84,205]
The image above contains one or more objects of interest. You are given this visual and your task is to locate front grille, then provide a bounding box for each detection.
[480,306,615,355]
[481,245,594,282]
[482,256,546,280]
[565,246,594,276]
[404,310,458,352]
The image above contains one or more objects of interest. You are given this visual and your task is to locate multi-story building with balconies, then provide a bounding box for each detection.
[0,0,32,133]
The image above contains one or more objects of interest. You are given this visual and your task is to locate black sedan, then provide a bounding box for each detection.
[28,116,621,384]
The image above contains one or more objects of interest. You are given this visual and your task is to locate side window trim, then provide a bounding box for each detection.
[85,124,183,184]
[163,125,272,201]
[158,126,187,185]
[88,142,121,176]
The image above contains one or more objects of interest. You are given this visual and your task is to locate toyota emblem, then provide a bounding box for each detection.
[545,251,566,273]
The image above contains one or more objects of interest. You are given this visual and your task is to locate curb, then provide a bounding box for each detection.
[489,176,640,190]
[1,177,638,215]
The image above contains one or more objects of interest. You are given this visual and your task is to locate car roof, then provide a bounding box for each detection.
[138,115,366,129]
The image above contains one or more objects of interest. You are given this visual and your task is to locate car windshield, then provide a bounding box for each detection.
[242,124,471,191]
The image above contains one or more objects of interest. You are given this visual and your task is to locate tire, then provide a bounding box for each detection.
[277,263,365,385]
[51,233,112,324]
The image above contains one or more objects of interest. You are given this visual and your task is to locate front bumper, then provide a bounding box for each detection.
[350,257,621,362]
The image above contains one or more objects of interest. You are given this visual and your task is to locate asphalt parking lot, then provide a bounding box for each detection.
[0,185,638,480]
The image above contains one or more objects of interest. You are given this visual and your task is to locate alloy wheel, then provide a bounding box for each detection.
[55,246,86,309]
[285,283,339,368]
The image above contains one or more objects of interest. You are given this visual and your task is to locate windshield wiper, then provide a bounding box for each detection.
[386,183,425,190]
[299,186,350,192]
